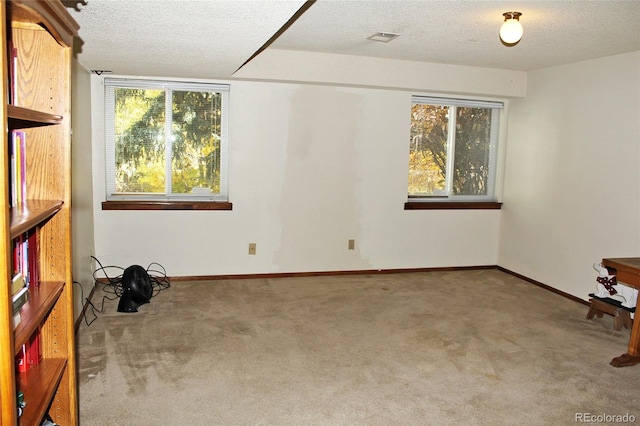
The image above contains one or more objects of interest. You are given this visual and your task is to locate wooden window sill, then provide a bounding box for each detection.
[404,201,502,210]
[102,201,233,211]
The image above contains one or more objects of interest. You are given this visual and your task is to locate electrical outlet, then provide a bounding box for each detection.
[248,243,256,255]
[348,239,355,250]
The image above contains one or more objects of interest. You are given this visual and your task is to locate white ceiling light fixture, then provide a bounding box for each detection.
[499,12,523,46]
[367,32,400,43]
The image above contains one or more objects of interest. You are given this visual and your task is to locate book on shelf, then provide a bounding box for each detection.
[15,331,40,374]
[12,235,27,282]
[9,130,26,208]
[11,275,27,329]
[8,130,15,207]
[11,272,25,296]
[11,229,39,289]
[26,332,41,368]
[12,286,28,314]
[6,39,11,105]
[7,39,17,106]
[9,229,40,331]
[13,311,21,330]
[15,345,27,373]
[26,229,39,288]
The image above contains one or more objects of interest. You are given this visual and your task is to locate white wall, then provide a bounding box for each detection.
[79,48,640,297]
[499,51,640,300]
[71,59,96,320]
[234,50,526,98]
[87,56,516,276]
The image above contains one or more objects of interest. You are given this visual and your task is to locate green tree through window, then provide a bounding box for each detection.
[408,96,501,201]
[105,79,229,201]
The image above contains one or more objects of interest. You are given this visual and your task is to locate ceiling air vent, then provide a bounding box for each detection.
[367,32,400,43]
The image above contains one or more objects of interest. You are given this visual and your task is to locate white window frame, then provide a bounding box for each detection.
[104,78,229,202]
[409,96,503,203]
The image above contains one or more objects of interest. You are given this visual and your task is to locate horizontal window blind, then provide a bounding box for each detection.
[408,94,503,203]
[104,78,230,94]
[104,78,230,201]
[412,96,503,109]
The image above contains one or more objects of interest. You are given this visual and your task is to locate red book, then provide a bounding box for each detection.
[26,331,41,368]
[16,344,28,373]
[12,234,24,276]
[12,238,19,275]
[26,229,39,287]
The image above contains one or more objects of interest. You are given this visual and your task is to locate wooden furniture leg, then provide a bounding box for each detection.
[586,298,631,331]
[586,304,604,320]
[609,292,640,366]
[614,309,632,331]
[601,258,640,368]
[610,317,640,367]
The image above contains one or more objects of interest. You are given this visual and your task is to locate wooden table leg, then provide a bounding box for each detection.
[610,299,640,367]
[610,353,640,367]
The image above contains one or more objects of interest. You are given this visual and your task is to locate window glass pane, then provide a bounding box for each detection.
[453,107,491,196]
[114,88,166,193]
[105,78,230,202]
[171,91,222,195]
[408,96,501,202]
[408,104,448,196]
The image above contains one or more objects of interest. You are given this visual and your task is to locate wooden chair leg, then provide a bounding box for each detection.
[586,307,604,320]
[614,311,623,331]
[620,311,632,329]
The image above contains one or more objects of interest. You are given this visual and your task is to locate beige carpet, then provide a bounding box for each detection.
[77,269,640,425]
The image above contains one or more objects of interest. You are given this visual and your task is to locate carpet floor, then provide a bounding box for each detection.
[77,269,640,425]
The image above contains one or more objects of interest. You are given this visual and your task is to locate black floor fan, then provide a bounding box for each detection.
[117,265,153,313]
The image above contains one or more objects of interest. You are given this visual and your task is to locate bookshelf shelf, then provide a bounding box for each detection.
[13,282,64,354]
[0,1,79,425]
[15,358,67,426]
[9,200,64,240]
[7,105,63,128]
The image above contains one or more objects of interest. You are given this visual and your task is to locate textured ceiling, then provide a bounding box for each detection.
[66,0,308,78]
[272,0,640,71]
[67,0,640,79]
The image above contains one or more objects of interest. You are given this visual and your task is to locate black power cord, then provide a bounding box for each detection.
[74,280,111,327]
[91,256,170,297]
[76,256,171,326]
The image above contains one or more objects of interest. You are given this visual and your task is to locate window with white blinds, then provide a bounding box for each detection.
[104,78,229,202]
[408,96,502,202]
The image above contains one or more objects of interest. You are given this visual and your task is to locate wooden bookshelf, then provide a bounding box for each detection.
[15,359,66,426]
[7,106,64,128]
[10,200,64,240]
[0,1,79,425]
[13,282,65,355]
